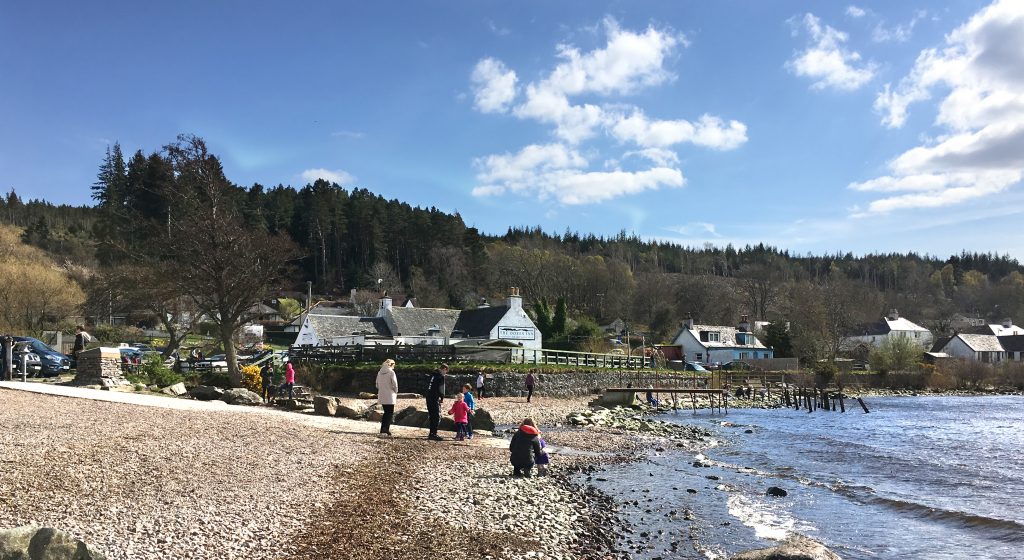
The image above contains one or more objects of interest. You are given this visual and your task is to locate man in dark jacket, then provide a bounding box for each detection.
[425,363,447,441]
[509,418,543,477]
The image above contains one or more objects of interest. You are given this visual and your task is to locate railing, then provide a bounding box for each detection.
[510,348,648,369]
[289,344,654,370]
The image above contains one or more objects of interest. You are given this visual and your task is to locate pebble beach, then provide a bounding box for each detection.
[0,386,697,560]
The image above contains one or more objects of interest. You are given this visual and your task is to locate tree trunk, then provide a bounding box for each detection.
[220,324,241,387]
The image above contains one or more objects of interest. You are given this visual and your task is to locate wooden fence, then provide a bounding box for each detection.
[290,344,652,370]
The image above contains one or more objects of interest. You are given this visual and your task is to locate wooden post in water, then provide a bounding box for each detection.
[784,387,791,408]
[857,397,870,413]
[839,392,846,412]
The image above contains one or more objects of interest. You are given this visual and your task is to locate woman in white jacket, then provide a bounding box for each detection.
[376,359,398,436]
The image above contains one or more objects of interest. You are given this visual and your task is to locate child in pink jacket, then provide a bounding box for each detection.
[448,393,471,441]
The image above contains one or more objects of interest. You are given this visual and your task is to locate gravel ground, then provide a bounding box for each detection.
[0,386,641,560]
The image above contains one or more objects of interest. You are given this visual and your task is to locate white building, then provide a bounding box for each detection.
[293,287,542,349]
[937,334,1006,363]
[671,316,774,365]
[846,310,933,350]
[972,318,1024,337]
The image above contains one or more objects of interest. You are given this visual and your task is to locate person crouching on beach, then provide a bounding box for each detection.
[448,393,471,441]
[461,384,476,439]
[509,417,543,478]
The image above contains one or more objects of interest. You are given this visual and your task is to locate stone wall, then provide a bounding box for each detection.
[301,365,644,398]
[74,347,130,388]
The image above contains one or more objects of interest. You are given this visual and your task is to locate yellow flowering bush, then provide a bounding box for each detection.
[240,364,262,394]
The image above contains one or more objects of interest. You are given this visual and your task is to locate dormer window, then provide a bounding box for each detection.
[700,331,720,343]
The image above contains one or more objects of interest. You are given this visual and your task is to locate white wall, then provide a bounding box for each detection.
[294,316,319,346]
[490,307,542,349]
[943,337,976,360]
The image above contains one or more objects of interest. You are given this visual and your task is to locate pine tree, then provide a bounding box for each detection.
[552,297,568,336]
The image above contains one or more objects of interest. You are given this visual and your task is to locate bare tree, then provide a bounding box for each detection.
[162,135,300,385]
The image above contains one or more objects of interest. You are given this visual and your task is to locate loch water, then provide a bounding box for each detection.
[585,395,1024,559]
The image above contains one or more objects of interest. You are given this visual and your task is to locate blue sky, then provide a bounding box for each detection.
[3,1,1022,257]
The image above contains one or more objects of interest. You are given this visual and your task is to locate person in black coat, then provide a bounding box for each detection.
[509,417,543,477]
[425,363,447,441]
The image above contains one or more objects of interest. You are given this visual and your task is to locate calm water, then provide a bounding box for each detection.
[586,396,1024,559]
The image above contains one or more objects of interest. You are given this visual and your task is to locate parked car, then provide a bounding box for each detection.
[12,342,42,376]
[12,337,70,376]
[685,361,708,372]
[722,361,754,371]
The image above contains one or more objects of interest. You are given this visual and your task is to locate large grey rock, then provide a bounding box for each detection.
[189,385,224,401]
[472,408,496,431]
[396,393,422,399]
[335,402,367,419]
[731,536,841,560]
[222,388,263,406]
[393,406,418,422]
[282,399,311,411]
[395,409,430,428]
[365,403,385,422]
[357,391,376,399]
[161,382,187,396]
[0,525,107,559]
[313,396,337,416]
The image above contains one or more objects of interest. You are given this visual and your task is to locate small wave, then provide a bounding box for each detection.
[726,494,815,541]
[865,495,1024,543]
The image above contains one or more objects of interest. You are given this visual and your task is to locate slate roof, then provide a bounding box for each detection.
[956,334,1004,352]
[453,306,509,337]
[679,324,767,350]
[388,307,461,337]
[968,323,1024,336]
[997,335,1024,353]
[930,336,952,353]
[308,314,389,338]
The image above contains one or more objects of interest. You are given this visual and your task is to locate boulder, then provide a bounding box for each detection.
[731,536,841,560]
[395,410,431,429]
[133,383,148,392]
[313,396,338,416]
[335,402,367,419]
[222,388,263,406]
[281,399,311,411]
[357,391,377,399]
[365,403,384,422]
[0,526,107,559]
[393,406,418,422]
[766,486,788,498]
[189,385,224,401]
[397,392,422,399]
[161,382,187,396]
[472,408,496,431]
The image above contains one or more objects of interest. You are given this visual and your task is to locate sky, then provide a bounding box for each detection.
[2,0,1023,258]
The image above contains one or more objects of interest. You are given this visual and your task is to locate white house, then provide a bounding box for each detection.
[293,287,542,349]
[846,310,933,350]
[937,334,1006,363]
[998,335,1024,361]
[671,316,774,365]
[971,318,1024,337]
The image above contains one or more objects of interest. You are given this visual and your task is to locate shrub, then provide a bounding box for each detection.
[140,354,182,387]
[240,364,262,394]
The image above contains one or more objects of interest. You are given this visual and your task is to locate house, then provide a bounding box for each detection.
[997,335,1024,361]
[670,315,774,365]
[968,318,1024,337]
[846,310,933,350]
[293,287,542,349]
[936,334,1006,363]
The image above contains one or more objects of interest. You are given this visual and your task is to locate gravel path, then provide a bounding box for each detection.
[0,384,634,559]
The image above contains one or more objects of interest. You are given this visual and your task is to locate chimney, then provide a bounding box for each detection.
[683,314,694,330]
[478,296,490,309]
[377,292,393,317]
[738,315,750,333]
[1003,317,1013,329]
[888,309,899,321]
[507,287,522,312]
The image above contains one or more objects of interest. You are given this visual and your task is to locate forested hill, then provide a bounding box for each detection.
[3,138,1023,348]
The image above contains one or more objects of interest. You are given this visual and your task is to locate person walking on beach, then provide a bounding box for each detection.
[376,359,398,437]
[461,383,476,439]
[260,362,275,403]
[283,361,296,399]
[509,417,543,477]
[448,393,471,441]
[425,363,447,441]
[476,371,486,399]
[525,372,536,403]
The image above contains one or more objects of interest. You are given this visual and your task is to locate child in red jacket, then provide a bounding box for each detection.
[448,393,471,441]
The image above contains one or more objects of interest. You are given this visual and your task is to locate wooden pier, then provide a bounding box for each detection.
[604,387,729,414]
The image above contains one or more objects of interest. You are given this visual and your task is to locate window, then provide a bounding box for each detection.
[695,353,703,361]
[707,331,720,343]
[739,352,749,359]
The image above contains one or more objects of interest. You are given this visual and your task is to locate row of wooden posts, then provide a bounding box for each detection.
[782,386,870,413]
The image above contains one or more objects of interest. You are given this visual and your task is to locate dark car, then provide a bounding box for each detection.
[12,337,70,376]
[12,342,43,376]
[722,360,754,371]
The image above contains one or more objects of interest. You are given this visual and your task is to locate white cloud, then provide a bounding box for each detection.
[300,168,355,185]
[472,143,683,204]
[856,0,1024,214]
[469,18,744,206]
[787,13,876,91]
[330,130,364,139]
[664,222,721,237]
[610,111,748,150]
[471,58,518,114]
[872,10,927,43]
[486,19,510,37]
[846,6,866,19]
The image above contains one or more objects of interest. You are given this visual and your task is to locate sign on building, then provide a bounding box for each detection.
[498,326,536,340]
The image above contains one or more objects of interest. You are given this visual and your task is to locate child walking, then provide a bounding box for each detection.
[448,393,471,441]
[461,384,476,439]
